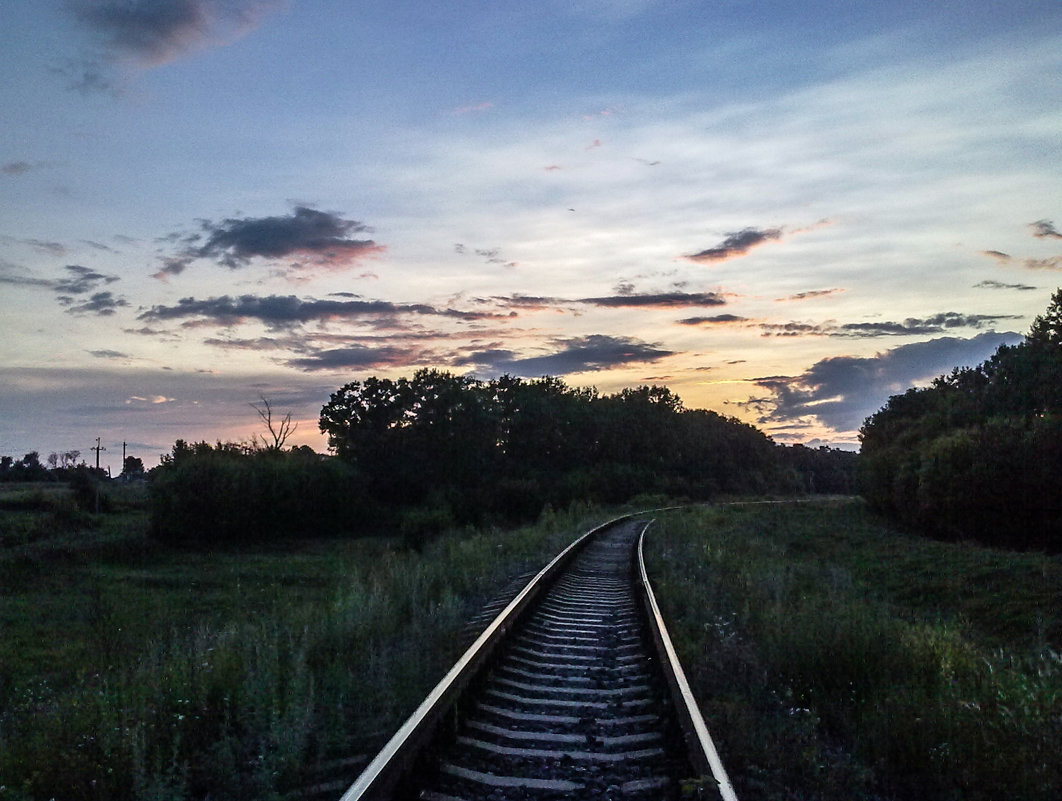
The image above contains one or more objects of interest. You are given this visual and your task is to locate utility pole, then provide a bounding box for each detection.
[92,437,106,470]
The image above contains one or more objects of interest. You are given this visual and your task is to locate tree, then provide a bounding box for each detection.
[251,396,298,452]
[122,455,145,476]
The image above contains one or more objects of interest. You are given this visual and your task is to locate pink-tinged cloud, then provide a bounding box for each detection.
[685,227,784,264]
[544,164,562,171]
[1024,256,1062,271]
[154,206,384,277]
[452,101,493,115]
[981,250,1012,262]
[586,139,602,150]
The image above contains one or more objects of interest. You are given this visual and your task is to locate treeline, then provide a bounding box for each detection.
[150,372,855,544]
[860,288,1062,549]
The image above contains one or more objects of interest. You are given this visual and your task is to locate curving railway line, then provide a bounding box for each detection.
[339,516,737,801]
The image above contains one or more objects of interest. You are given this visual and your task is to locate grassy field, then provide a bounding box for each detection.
[647,500,1062,801]
[0,483,604,801]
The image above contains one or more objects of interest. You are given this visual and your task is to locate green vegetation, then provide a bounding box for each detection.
[318,370,856,532]
[0,488,603,801]
[860,287,1062,549]
[648,500,1062,800]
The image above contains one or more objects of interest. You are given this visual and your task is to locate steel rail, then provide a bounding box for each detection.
[636,519,739,801]
[337,514,634,801]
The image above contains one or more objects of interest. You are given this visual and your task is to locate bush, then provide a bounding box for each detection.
[149,448,364,544]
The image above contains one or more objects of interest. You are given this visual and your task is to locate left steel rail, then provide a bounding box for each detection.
[337,514,632,801]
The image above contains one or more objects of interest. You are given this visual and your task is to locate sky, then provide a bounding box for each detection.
[2,1,1061,473]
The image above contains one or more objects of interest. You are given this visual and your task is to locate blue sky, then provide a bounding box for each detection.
[2,1,1060,472]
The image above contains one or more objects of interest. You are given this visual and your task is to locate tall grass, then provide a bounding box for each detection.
[647,501,1062,801]
[0,501,601,801]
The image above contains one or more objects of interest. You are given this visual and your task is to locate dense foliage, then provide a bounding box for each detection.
[860,288,1062,549]
[149,440,361,543]
[319,370,854,530]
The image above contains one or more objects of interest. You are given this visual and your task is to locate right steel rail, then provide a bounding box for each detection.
[637,519,738,801]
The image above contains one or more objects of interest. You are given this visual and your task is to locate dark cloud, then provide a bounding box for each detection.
[776,288,844,302]
[483,291,727,313]
[287,345,422,371]
[1,263,124,313]
[974,280,1038,291]
[137,294,502,328]
[2,161,48,176]
[981,249,1011,262]
[1030,219,1062,239]
[457,334,673,377]
[579,292,727,308]
[70,0,277,66]
[743,331,1023,434]
[677,314,749,326]
[832,312,1021,337]
[55,264,120,295]
[758,312,1022,338]
[60,291,129,316]
[685,227,783,264]
[89,349,130,359]
[156,206,383,275]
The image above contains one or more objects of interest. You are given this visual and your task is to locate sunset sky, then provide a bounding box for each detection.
[2,1,1061,473]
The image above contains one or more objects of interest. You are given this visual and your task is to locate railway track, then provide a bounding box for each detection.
[340,516,736,801]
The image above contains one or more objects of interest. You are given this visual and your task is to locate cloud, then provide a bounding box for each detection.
[1023,256,1062,271]
[287,344,424,371]
[456,244,518,269]
[155,206,384,275]
[60,290,129,316]
[685,227,783,264]
[775,288,845,302]
[55,264,120,295]
[452,101,492,115]
[89,349,130,359]
[677,314,750,326]
[743,331,1024,434]
[1,263,126,313]
[483,291,727,314]
[0,263,54,289]
[70,0,278,67]
[758,312,1022,338]
[1030,219,1062,240]
[974,280,1038,291]
[137,294,503,328]
[578,291,727,309]
[2,161,49,176]
[456,334,673,376]
[981,249,1012,262]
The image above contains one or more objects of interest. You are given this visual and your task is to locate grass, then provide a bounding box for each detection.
[0,484,605,801]
[647,499,1062,801]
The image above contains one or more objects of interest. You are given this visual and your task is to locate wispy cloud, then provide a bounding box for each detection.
[484,291,728,314]
[677,314,750,326]
[775,288,844,302]
[758,311,1022,338]
[456,334,673,376]
[685,227,783,264]
[60,290,129,316]
[974,280,1038,291]
[137,294,504,328]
